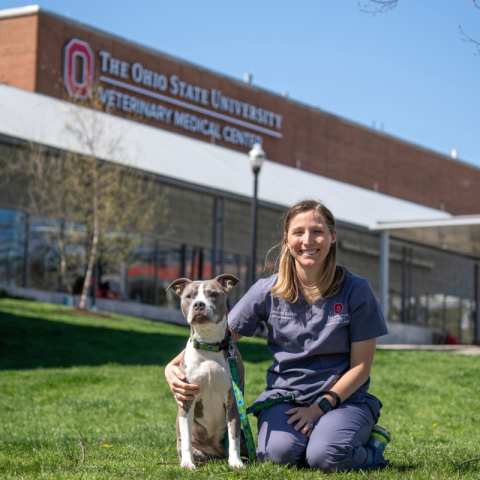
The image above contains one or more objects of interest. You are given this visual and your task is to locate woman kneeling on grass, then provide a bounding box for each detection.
[165,199,391,472]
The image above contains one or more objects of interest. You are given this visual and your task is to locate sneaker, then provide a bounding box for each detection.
[368,425,391,453]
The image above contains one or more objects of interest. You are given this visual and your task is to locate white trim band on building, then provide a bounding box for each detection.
[0,5,40,19]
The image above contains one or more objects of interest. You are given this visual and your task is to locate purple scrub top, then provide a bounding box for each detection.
[228,270,388,404]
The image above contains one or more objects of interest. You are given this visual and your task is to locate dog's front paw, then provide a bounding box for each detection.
[180,460,196,470]
[228,458,244,468]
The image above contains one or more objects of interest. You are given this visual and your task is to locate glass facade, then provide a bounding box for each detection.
[336,226,477,344]
[1,180,478,344]
[0,207,26,287]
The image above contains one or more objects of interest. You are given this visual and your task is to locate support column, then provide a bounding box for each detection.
[220,198,226,274]
[23,212,30,288]
[178,245,186,310]
[153,238,159,306]
[180,245,186,278]
[212,198,219,278]
[198,249,204,281]
[120,261,127,298]
[248,172,259,289]
[191,248,197,280]
[401,246,407,324]
[408,248,413,323]
[475,264,480,344]
[91,261,99,310]
[379,231,389,320]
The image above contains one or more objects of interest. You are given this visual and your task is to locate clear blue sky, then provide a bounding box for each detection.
[5,0,480,168]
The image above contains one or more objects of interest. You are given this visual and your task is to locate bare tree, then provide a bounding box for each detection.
[359,0,480,55]
[65,93,172,309]
[1,144,86,301]
[1,92,171,309]
[75,160,170,310]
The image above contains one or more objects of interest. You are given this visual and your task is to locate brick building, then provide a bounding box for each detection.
[1,5,479,344]
[1,5,479,215]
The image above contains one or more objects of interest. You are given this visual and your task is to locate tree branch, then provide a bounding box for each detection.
[358,0,398,14]
[460,25,480,55]
[359,1,480,58]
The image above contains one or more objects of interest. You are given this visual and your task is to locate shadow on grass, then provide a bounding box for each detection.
[387,461,419,472]
[0,310,272,370]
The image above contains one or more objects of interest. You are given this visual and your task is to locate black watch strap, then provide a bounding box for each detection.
[315,396,333,414]
[318,390,341,409]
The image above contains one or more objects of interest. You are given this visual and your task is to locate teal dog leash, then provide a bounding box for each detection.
[246,394,296,414]
[226,346,257,463]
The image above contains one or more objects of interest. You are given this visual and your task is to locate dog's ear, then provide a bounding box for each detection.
[214,274,241,293]
[166,278,192,296]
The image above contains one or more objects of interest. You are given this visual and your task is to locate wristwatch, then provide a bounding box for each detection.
[315,396,333,415]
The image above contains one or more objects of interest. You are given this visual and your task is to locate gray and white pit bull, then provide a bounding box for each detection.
[167,274,246,469]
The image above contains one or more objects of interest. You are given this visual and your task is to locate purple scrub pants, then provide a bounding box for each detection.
[256,399,389,472]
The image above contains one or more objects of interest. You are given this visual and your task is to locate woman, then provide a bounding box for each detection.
[165,199,390,472]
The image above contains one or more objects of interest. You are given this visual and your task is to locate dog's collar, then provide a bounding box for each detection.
[190,331,233,352]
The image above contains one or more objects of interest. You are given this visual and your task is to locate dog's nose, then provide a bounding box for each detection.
[193,301,206,311]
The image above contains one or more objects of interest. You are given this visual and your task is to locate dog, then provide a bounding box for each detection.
[167,274,246,469]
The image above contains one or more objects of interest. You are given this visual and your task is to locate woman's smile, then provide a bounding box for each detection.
[286,210,336,273]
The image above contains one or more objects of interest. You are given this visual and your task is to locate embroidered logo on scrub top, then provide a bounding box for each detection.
[327,305,350,325]
[270,309,297,319]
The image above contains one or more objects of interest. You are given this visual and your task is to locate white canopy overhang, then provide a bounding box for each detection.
[371,215,480,258]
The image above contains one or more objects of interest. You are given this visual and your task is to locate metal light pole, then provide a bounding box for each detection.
[247,143,266,289]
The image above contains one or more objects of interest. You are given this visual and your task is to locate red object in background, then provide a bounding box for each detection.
[74,276,121,300]
[97,284,120,300]
[444,334,458,345]
[94,280,121,301]
[127,261,213,282]
[128,263,182,281]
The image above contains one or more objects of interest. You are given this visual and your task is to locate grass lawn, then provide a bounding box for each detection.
[1,298,479,479]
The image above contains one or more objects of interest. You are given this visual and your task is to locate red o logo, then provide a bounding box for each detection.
[63,39,94,99]
[334,303,343,314]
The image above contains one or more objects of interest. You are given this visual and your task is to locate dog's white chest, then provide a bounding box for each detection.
[183,346,231,391]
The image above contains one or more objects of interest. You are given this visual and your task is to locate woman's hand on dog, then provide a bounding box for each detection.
[165,351,200,407]
[166,331,244,408]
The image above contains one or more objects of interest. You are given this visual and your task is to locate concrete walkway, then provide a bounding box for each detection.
[377,344,480,355]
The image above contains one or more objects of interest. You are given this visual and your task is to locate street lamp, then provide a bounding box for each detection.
[247,143,266,289]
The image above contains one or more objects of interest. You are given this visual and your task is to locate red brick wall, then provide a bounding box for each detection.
[0,15,38,91]
[1,11,479,216]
